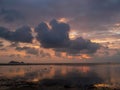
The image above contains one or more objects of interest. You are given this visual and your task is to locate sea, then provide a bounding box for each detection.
[0,64,120,90]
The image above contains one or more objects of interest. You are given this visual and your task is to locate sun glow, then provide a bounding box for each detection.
[81,54,91,59]
[58,18,68,23]
[69,30,78,40]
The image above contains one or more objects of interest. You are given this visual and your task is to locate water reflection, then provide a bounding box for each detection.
[0,65,120,88]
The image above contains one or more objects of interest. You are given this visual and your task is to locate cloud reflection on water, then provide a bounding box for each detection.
[0,65,120,87]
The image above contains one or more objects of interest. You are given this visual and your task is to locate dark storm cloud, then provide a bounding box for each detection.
[12,26,33,43]
[54,37,100,55]
[0,26,33,43]
[0,8,24,23]
[35,19,100,54]
[0,27,12,40]
[35,19,70,48]
[66,37,100,54]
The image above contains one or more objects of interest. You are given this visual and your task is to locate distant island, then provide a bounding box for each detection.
[8,61,25,64]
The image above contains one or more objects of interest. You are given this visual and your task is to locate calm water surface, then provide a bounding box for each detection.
[0,64,120,89]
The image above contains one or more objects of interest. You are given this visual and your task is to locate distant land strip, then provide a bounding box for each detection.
[0,63,120,66]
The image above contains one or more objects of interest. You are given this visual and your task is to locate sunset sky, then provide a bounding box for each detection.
[0,0,120,63]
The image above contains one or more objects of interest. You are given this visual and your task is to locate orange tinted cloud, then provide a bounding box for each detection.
[58,18,69,23]
[81,54,91,59]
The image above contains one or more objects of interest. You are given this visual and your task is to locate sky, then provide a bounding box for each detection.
[0,0,120,63]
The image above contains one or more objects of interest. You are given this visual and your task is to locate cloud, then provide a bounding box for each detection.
[0,8,24,23]
[0,48,6,51]
[26,48,39,55]
[35,19,70,48]
[9,54,20,58]
[9,42,19,47]
[0,0,119,62]
[0,27,12,40]
[0,26,33,43]
[12,26,33,43]
[93,48,120,62]
[0,44,3,47]
[0,41,4,47]
[16,46,39,55]
[1,0,120,31]
[62,37,100,54]
[16,46,51,57]
[35,19,100,55]
[39,50,51,58]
